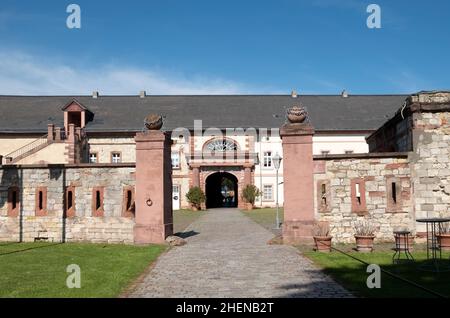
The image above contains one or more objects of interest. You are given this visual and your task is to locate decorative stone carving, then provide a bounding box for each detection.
[144,114,163,130]
[287,105,308,123]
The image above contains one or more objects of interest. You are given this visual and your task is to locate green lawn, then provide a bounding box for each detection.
[0,242,166,298]
[301,244,450,298]
[173,208,207,234]
[241,207,284,235]
[0,209,204,298]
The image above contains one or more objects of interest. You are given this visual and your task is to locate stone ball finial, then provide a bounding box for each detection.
[287,104,308,123]
[144,114,163,130]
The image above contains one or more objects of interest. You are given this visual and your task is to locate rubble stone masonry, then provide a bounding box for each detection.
[0,164,136,243]
[410,111,450,233]
[314,154,413,243]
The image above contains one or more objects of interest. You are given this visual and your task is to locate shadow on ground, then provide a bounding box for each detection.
[291,258,450,298]
[174,230,200,239]
[0,242,64,257]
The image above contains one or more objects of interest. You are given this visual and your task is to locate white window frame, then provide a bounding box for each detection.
[262,184,274,201]
[111,152,121,163]
[263,151,272,168]
[89,153,98,163]
[171,152,180,169]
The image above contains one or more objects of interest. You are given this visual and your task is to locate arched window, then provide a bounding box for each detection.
[204,138,239,152]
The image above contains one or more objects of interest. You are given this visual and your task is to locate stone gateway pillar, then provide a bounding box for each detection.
[281,105,315,244]
[134,114,173,244]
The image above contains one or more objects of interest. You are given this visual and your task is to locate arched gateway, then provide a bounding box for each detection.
[205,172,238,208]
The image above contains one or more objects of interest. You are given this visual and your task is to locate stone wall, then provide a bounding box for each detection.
[410,111,450,232]
[313,154,414,243]
[0,164,136,243]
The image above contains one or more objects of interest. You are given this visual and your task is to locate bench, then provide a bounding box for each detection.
[34,230,50,242]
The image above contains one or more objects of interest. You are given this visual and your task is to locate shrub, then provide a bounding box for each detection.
[354,220,377,236]
[185,187,206,209]
[241,184,261,205]
[313,222,331,237]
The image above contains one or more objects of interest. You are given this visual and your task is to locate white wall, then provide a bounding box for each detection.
[254,135,284,208]
[313,135,369,155]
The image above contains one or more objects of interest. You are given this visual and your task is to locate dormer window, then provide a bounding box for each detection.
[61,99,93,132]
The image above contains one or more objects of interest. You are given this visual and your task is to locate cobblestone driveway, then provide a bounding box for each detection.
[129,208,352,298]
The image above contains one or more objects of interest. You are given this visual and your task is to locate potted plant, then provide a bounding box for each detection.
[437,222,450,251]
[354,220,377,252]
[313,222,332,252]
[241,184,261,211]
[186,186,206,211]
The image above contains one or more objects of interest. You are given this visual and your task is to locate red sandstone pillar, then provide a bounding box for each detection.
[55,127,62,142]
[243,165,252,186]
[134,129,173,244]
[280,115,315,244]
[66,124,76,164]
[47,124,55,142]
[192,165,200,187]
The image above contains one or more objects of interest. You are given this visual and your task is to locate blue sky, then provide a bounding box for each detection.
[0,0,449,95]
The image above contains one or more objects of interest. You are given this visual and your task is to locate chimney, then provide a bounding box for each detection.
[139,90,146,98]
[92,91,99,99]
[291,90,298,98]
[341,90,348,98]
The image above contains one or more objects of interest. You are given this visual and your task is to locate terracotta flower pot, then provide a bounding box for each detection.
[313,236,332,252]
[355,235,375,252]
[437,234,450,251]
[245,202,253,211]
[191,205,199,211]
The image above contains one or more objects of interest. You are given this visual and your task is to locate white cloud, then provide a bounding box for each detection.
[0,50,249,95]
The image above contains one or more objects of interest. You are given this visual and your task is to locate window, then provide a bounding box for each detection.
[92,187,104,217]
[205,138,238,152]
[65,186,75,217]
[355,183,361,205]
[317,180,331,212]
[7,187,20,217]
[321,184,327,205]
[95,191,101,209]
[386,177,403,213]
[35,187,47,216]
[351,178,367,215]
[122,186,135,218]
[111,152,121,163]
[391,182,397,204]
[263,151,272,168]
[263,185,273,201]
[68,191,73,209]
[345,150,354,154]
[171,153,180,169]
[89,153,98,163]
[321,150,330,155]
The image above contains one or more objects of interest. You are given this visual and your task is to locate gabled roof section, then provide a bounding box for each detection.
[61,99,93,115]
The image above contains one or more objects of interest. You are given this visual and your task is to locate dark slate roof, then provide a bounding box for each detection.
[0,95,408,133]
